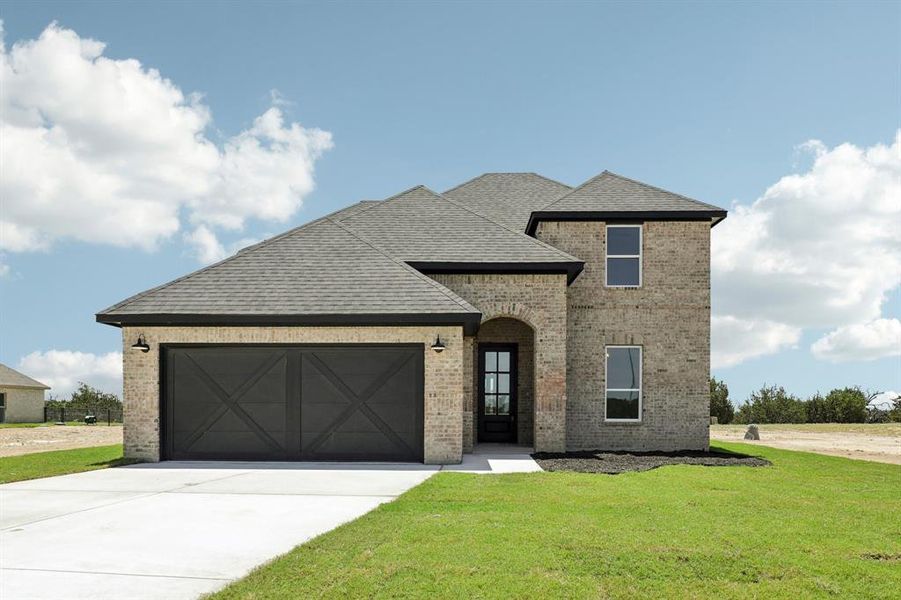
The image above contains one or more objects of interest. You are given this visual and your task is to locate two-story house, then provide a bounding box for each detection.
[97,171,726,464]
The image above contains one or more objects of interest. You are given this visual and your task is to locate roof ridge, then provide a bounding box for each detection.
[538,170,610,211]
[524,171,573,190]
[97,206,353,315]
[0,363,50,389]
[442,172,572,196]
[327,217,480,314]
[540,170,722,212]
[601,171,724,211]
[431,189,583,263]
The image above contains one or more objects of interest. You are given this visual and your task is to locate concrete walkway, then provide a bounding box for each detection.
[0,448,540,599]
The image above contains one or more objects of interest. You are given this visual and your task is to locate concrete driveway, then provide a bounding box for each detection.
[0,461,438,600]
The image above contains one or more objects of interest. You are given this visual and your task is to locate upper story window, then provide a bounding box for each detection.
[605,346,642,421]
[606,225,642,287]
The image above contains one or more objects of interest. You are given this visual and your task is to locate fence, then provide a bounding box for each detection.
[44,406,123,425]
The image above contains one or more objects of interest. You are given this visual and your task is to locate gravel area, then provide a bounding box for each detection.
[532,449,770,474]
[0,425,123,457]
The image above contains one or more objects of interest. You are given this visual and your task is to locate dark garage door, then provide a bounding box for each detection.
[162,345,423,462]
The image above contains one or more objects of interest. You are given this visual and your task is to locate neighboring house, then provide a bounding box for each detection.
[98,171,726,464]
[0,363,50,423]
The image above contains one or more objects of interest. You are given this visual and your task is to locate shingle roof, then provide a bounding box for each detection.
[97,216,481,330]
[527,171,726,233]
[337,185,582,270]
[98,170,724,327]
[0,363,50,390]
[443,173,572,231]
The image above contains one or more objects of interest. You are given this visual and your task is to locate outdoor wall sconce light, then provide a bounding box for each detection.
[430,335,446,353]
[131,334,150,353]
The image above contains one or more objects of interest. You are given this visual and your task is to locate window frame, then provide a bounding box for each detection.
[605,224,643,288]
[604,345,642,422]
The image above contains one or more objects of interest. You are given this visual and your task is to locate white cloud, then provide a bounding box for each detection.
[18,350,123,398]
[811,318,901,363]
[184,225,260,264]
[0,22,331,260]
[184,225,227,264]
[712,132,901,367]
[868,390,899,411]
[711,315,801,368]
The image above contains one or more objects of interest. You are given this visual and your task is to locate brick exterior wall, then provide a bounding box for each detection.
[121,325,463,464]
[429,273,568,452]
[0,387,45,423]
[473,318,534,445]
[536,220,711,451]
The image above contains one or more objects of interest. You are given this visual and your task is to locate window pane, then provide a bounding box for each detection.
[607,390,640,420]
[485,352,497,371]
[497,395,510,415]
[498,373,510,393]
[485,373,497,393]
[607,227,640,255]
[484,394,497,415]
[497,351,510,372]
[607,347,641,389]
[607,257,640,286]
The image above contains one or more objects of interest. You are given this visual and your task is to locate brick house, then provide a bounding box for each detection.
[98,171,726,464]
[0,363,50,423]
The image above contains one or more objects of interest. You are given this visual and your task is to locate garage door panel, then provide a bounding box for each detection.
[190,431,283,457]
[163,345,423,462]
[314,432,403,459]
[188,349,288,396]
[306,349,405,397]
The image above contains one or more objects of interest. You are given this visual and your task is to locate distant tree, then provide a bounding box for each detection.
[890,396,901,423]
[45,382,121,411]
[709,377,734,424]
[826,387,867,423]
[734,385,806,424]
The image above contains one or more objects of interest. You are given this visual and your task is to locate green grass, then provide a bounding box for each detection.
[0,444,134,484]
[213,443,900,600]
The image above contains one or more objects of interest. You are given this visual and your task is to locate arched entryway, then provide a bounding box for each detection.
[472,317,535,446]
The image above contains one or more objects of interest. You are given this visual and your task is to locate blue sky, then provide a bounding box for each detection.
[1,1,898,403]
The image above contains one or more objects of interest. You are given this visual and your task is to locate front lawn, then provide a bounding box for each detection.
[214,443,900,599]
[0,444,134,484]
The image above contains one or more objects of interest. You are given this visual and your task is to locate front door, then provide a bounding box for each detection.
[478,344,517,443]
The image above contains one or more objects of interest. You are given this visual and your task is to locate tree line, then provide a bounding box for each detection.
[45,382,123,411]
[710,378,901,424]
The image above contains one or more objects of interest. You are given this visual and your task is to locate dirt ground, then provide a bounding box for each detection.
[0,425,123,457]
[711,424,901,465]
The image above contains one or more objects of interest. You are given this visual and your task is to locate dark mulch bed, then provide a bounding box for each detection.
[532,449,770,474]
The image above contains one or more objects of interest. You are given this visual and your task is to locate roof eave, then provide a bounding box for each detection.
[525,210,729,235]
[407,261,585,285]
[96,311,484,336]
[0,383,51,390]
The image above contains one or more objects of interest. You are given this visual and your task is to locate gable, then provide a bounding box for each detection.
[527,171,726,234]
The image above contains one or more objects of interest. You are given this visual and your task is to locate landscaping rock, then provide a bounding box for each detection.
[531,449,770,474]
[744,424,760,440]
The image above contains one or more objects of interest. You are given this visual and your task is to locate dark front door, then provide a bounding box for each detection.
[478,344,517,443]
[162,345,423,462]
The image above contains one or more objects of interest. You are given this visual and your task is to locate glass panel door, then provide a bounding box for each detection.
[478,345,517,443]
[483,351,511,416]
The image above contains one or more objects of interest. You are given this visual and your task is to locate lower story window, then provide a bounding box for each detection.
[605,346,642,421]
